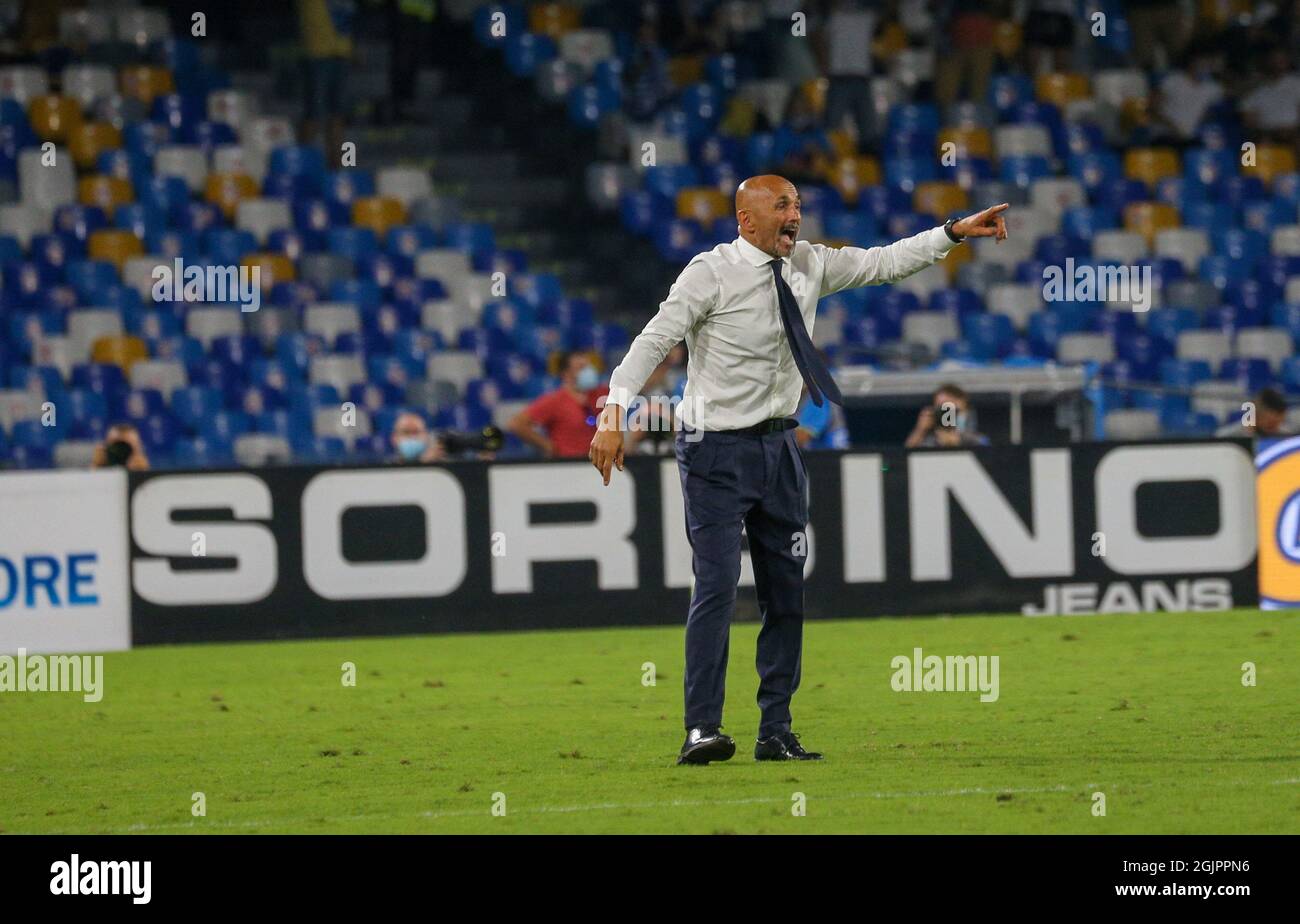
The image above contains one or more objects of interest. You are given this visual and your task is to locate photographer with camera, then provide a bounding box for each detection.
[390,411,445,463]
[390,411,504,463]
[905,383,988,449]
[91,422,151,470]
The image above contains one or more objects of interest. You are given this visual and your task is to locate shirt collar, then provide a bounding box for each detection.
[735,235,783,268]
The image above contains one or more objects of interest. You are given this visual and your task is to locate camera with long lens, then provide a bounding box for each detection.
[102,440,135,466]
[440,425,504,455]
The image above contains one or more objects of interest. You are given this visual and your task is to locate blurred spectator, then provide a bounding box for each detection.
[91,423,151,471]
[935,3,1001,107]
[625,16,673,121]
[508,351,609,459]
[297,0,355,156]
[905,383,989,448]
[384,0,436,124]
[762,0,821,84]
[673,1,731,57]
[1153,42,1225,143]
[390,411,444,463]
[1216,388,1293,440]
[1019,0,1076,74]
[1126,0,1189,71]
[11,0,65,64]
[777,90,833,185]
[1239,46,1300,141]
[819,0,879,150]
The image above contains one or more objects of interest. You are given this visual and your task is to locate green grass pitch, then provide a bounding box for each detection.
[2,608,1297,834]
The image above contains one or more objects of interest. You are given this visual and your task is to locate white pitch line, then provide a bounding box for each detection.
[61,777,1300,834]
[97,783,1088,832]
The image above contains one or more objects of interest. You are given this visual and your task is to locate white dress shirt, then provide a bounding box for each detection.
[608,227,960,431]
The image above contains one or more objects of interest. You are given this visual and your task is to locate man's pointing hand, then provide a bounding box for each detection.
[952,203,1010,242]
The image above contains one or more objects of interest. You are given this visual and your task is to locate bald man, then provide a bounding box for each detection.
[591,175,1009,765]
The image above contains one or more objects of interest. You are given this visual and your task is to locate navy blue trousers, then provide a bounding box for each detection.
[676,427,809,737]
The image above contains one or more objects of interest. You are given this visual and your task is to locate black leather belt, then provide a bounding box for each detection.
[718,417,798,436]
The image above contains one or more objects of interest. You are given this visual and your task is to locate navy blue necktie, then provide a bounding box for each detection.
[769,259,843,408]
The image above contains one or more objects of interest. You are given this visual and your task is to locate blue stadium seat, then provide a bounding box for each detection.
[505,32,557,77]
[567,83,621,129]
[988,74,1034,116]
[173,435,235,467]
[1115,333,1169,381]
[1159,358,1213,389]
[929,288,983,316]
[1218,358,1273,393]
[1146,308,1200,346]
[1281,356,1300,394]
[1061,205,1117,239]
[885,157,939,192]
[1000,155,1051,188]
[961,313,1015,360]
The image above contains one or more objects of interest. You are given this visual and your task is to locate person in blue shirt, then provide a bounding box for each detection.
[795,388,850,450]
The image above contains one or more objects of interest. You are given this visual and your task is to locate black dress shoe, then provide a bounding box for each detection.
[754,731,823,761]
[677,726,736,765]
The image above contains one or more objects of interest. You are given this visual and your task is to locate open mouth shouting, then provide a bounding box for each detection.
[778,222,799,251]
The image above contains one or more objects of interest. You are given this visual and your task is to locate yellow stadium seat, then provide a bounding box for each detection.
[27,95,83,144]
[1035,72,1090,108]
[718,96,756,138]
[119,65,175,105]
[872,21,907,60]
[941,236,973,282]
[826,129,858,159]
[88,229,143,270]
[667,55,705,88]
[350,196,407,237]
[676,188,730,224]
[1124,147,1181,186]
[938,127,992,160]
[1119,96,1150,135]
[78,174,133,213]
[800,79,828,117]
[91,335,149,371]
[204,172,259,220]
[913,182,969,222]
[1251,145,1298,184]
[1198,0,1251,26]
[241,253,295,291]
[1123,201,1180,244]
[994,20,1023,57]
[69,121,122,170]
[527,3,581,38]
[825,156,881,206]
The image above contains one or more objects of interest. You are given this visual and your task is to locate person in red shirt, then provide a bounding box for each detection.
[508,351,609,458]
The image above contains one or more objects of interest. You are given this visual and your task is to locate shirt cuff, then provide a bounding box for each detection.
[606,384,635,410]
[932,225,961,256]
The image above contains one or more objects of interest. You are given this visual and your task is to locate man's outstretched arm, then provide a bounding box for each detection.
[819,203,1010,296]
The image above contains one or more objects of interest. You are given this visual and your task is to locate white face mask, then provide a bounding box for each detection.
[575,366,600,391]
[397,437,425,460]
